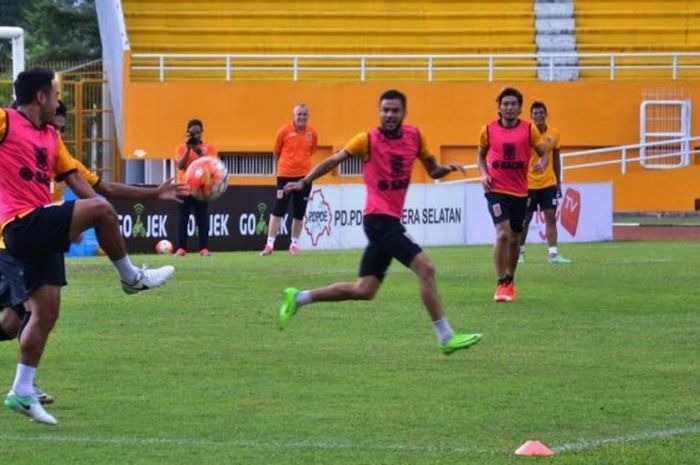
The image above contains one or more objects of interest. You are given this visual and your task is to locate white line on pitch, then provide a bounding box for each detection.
[0,433,494,455]
[552,425,700,453]
[2,425,697,455]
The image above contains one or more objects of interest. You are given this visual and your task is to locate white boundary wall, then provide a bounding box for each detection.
[298,182,612,250]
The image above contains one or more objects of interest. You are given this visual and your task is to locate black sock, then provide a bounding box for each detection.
[504,274,514,284]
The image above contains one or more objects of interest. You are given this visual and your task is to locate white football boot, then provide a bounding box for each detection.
[122,265,175,294]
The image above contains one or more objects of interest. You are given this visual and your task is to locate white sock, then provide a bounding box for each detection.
[291,237,299,246]
[266,237,275,247]
[12,363,36,396]
[433,318,453,344]
[548,246,558,256]
[295,290,313,307]
[112,256,141,284]
[520,246,526,254]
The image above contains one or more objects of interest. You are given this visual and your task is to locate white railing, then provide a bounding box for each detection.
[444,136,700,184]
[130,52,700,82]
[559,136,700,179]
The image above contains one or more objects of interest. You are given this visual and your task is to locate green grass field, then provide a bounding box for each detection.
[1,242,698,464]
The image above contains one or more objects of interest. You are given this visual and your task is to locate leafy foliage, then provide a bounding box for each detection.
[0,0,100,63]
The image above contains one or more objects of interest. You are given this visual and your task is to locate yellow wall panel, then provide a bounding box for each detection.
[122,80,700,210]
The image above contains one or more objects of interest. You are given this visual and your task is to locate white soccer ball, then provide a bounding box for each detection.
[155,239,174,255]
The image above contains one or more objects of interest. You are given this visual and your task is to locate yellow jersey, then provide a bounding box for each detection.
[527,125,560,190]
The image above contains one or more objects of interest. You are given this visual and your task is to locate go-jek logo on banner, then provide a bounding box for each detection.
[304,189,332,246]
[118,203,168,238]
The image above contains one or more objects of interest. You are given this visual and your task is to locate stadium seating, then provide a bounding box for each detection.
[121,0,537,81]
[574,0,700,79]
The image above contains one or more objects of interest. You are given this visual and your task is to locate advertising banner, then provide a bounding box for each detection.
[463,183,613,245]
[106,182,611,254]
[297,183,467,250]
[110,186,284,253]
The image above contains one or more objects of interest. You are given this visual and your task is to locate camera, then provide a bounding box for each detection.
[186,131,198,146]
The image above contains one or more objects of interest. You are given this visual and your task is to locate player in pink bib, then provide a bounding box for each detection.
[277,89,482,355]
[477,87,548,303]
[0,69,179,426]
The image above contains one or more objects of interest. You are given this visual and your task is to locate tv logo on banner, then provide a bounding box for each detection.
[536,187,582,239]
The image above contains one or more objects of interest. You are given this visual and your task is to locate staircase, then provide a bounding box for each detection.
[534,0,578,81]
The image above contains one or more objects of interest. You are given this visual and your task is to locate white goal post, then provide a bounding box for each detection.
[0,27,25,83]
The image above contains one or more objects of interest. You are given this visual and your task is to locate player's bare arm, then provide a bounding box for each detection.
[420,155,465,180]
[476,145,492,191]
[283,149,351,193]
[553,147,562,188]
[64,171,99,199]
[96,178,187,202]
[532,143,548,173]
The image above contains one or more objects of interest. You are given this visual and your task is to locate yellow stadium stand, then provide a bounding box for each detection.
[574,0,700,79]
[121,0,537,81]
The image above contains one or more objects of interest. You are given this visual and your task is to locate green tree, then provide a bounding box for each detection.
[25,0,101,62]
[0,0,100,63]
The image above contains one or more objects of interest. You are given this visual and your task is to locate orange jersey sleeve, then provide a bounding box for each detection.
[51,155,100,202]
[478,124,489,149]
[273,124,291,155]
[344,132,369,161]
[550,127,561,150]
[0,109,6,141]
[417,130,431,160]
[74,157,100,187]
[54,135,79,180]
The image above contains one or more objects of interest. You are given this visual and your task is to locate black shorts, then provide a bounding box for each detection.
[2,250,66,298]
[485,192,527,233]
[0,254,29,319]
[272,177,312,220]
[527,186,559,213]
[0,249,29,307]
[359,214,422,281]
[0,281,27,318]
[3,201,75,257]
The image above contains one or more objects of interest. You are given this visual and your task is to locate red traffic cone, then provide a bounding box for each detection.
[515,440,554,456]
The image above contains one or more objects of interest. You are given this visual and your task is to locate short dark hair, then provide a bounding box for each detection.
[497,87,523,107]
[379,89,407,109]
[56,99,67,118]
[14,67,55,106]
[530,101,547,113]
[187,119,203,130]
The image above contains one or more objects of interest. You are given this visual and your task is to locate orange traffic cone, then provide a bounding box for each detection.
[515,440,554,456]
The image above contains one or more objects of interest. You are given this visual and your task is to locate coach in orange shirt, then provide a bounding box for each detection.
[261,104,318,256]
[174,119,217,256]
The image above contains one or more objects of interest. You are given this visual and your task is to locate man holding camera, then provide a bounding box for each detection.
[174,119,217,256]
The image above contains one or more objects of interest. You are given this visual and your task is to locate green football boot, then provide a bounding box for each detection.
[439,333,483,355]
[548,254,572,264]
[278,287,300,329]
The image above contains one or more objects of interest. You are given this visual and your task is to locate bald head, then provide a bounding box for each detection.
[293,104,309,130]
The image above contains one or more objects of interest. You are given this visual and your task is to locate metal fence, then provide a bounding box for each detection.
[0,60,119,182]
